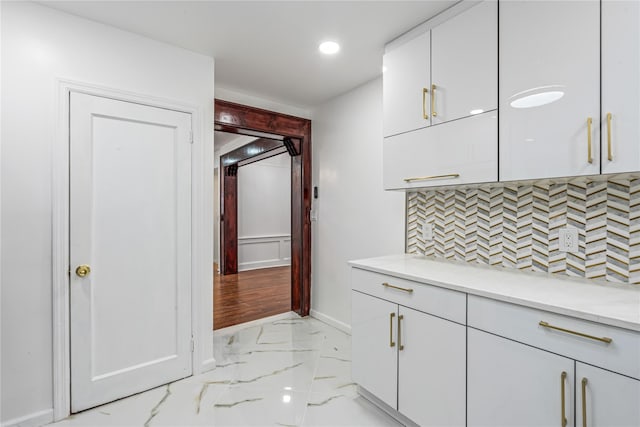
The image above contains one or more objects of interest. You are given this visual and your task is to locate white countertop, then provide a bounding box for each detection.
[349,254,640,332]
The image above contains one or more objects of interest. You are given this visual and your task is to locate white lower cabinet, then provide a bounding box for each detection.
[398,307,466,427]
[351,266,640,427]
[351,289,466,426]
[467,328,575,427]
[468,295,640,427]
[351,290,398,408]
[576,363,640,427]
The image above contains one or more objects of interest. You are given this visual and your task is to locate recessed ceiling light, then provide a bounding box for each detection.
[319,41,340,55]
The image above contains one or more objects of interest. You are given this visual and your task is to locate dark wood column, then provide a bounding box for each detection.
[221,165,238,275]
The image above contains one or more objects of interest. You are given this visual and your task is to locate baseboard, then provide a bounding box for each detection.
[309,309,351,335]
[1,409,54,427]
[358,386,419,427]
[238,260,291,272]
[199,357,217,374]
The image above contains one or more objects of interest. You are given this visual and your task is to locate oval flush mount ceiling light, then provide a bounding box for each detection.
[319,41,340,55]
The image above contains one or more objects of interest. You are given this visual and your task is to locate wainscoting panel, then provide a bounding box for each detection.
[407,177,640,285]
[238,234,291,271]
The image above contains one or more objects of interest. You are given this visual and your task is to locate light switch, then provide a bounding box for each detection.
[422,222,434,241]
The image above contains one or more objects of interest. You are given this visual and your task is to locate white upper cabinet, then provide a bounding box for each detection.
[383,31,430,138]
[499,1,600,181]
[431,1,497,125]
[601,1,640,174]
[384,111,497,189]
[383,1,498,189]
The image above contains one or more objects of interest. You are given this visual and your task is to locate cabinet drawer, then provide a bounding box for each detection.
[351,268,466,324]
[468,295,640,379]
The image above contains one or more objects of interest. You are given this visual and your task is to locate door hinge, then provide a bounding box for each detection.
[189,131,194,144]
[191,338,195,353]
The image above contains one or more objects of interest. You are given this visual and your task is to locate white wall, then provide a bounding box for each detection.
[237,153,291,271]
[216,87,311,119]
[311,78,405,330]
[1,2,214,425]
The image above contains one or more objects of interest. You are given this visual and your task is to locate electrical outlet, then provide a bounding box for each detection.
[558,227,579,253]
[422,222,434,241]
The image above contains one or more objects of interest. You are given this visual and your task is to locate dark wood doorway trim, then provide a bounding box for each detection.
[215,99,311,316]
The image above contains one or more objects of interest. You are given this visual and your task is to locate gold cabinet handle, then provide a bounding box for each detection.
[422,87,429,120]
[539,321,613,344]
[404,173,460,183]
[389,312,396,347]
[431,84,437,117]
[561,371,568,427]
[606,113,613,161]
[587,117,593,164]
[398,314,404,351]
[581,377,588,427]
[75,264,91,278]
[382,282,413,293]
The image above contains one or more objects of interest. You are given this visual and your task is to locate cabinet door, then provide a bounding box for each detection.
[431,1,497,125]
[576,363,640,427]
[383,110,497,189]
[398,307,465,427]
[602,1,640,174]
[383,30,430,137]
[468,328,575,427]
[351,291,398,409]
[499,1,600,181]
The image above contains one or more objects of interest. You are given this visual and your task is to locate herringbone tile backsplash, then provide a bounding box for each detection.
[406,177,640,285]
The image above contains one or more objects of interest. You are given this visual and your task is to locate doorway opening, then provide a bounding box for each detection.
[213,149,292,329]
[213,99,311,329]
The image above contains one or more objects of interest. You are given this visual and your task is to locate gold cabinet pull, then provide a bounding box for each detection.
[398,314,404,351]
[561,371,568,427]
[75,264,91,278]
[422,87,429,120]
[404,173,460,183]
[587,117,593,163]
[382,282,413,293]
[606,112,613,161]
[581,377,588,427]
[389,312,396,347]
[539,321,613,344]
[431,84,437,117]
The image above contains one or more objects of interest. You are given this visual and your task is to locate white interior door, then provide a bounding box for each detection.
[70,92,192,412]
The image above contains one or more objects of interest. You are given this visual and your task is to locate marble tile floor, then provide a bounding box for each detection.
[50,313,403,427]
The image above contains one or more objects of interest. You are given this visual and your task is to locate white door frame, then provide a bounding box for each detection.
[52,79,216,421]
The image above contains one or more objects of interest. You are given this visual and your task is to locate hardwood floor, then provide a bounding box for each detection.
[213,265,291,330]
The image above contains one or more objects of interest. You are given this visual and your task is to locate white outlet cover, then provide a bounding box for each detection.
[559,227,579,253]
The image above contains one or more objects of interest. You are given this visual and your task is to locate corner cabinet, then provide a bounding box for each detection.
[351,268,466,426]
[383,1,497,190]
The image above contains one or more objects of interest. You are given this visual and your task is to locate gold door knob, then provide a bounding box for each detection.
[75,265,91,278]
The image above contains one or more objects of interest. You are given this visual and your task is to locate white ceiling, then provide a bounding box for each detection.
[40,1,457,110]
[214,131,257,153]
